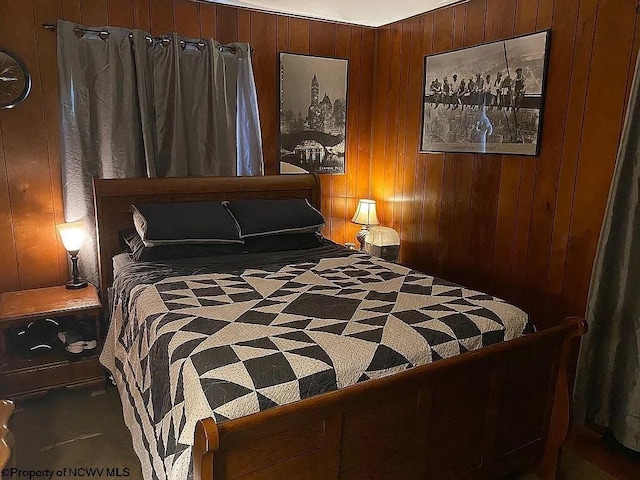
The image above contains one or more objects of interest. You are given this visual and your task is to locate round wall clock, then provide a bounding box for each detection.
[0,48,31,109]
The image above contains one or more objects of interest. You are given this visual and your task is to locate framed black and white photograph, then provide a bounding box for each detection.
[420,30,551,156]
[279,52,348,174]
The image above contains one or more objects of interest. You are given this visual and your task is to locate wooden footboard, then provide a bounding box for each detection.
[193,317,586,480]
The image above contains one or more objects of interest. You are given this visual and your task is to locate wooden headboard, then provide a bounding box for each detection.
[93,174,321,301]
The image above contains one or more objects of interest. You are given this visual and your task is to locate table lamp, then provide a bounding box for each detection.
[351,199,379,251]
[56,221,88,289]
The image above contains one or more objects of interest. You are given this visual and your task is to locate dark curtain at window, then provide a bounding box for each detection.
[57,20,263,286]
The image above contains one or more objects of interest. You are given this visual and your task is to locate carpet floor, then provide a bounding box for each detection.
[6,387,615,480]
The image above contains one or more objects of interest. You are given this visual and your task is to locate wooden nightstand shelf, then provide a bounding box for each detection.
[0,285,105,400]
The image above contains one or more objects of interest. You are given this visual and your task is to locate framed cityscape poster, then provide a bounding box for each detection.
[420,30,551,156]
[279,52,348,174]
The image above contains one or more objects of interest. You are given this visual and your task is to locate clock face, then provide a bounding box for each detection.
[0,49,31,109]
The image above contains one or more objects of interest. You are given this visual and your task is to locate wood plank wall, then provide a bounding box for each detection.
[0,0,638,327]
[371,0,640,325]
[0,0,375,293]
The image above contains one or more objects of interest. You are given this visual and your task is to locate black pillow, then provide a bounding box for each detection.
[119,228,244,261]
[131,201,242,246]
[243,233,324,253]
[223,199,324,238]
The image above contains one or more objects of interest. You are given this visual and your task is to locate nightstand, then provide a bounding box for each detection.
[0,285,105,400]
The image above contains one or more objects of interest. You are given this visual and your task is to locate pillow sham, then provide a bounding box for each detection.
[223,199,324,238]
[119,228,244,261]
[131,201,242,246]
[243,232,324,253]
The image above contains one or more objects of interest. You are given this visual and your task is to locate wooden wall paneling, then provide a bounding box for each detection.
[515,0,539,31]
[0,126,19,293]
[546,0,599,317]
[173,0,201,37]
[562,0,638,317]
[380,22,404,228]
[466,156,502,288]
[437,156,455,279]
[216,5,238,44]
[277,16,289,52]
[391,20,421,256]
[453,4,466,48]
[430,7,455,278]
[107,0,135,28]
[80,0,108,26]
[0,0,62,290]
[370,25,391,209]
[356,28,375,202]
[330,24,352,244]
[308,21,335,58]
[417,14,439,273]
[522,0,581,323]
[397,15,424,265]
[309,21,337,240]
[199,2,216,38]
[536,0,554,29]
[398,15,425,265]
[288,18,309,54]
[237,10,251,43]
[345,28,364,246]
[250,12,277,174]
[391,20,413,244]
[1,0,633,322]
[510,158,536,304]
[149,0,174,35]
[133,0,151,31]
[458,3,484,168]
[61,0,82,23]
[491,160,521,298]
[485,0,517,40]
[345,28,361,201]
[33,0,69,286]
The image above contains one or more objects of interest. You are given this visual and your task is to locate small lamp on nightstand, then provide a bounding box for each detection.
[351,199,380,251]
[56,220,88,290]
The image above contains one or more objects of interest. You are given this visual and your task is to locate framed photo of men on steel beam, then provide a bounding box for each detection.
[420,30,551,156]
[279,52,348,174]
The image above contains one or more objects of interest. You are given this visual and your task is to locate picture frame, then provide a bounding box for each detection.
[279,52,348,174]
[420,30,551,156]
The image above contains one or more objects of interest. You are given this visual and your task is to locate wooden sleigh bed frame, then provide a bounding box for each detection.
[93,174,586,480]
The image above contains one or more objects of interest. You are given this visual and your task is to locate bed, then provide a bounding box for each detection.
[94,174,585,480]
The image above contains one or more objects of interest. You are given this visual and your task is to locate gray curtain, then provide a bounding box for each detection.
[58,21,145,285]
[57,20,263,285]
[574,54,640,452]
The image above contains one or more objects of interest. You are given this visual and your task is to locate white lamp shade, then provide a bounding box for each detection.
[56,221,86,252]
[351,199,380,226]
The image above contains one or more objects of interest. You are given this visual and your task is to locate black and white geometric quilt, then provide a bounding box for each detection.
[101,251,528,480]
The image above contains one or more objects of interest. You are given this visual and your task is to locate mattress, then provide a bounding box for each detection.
[100,244,529,480]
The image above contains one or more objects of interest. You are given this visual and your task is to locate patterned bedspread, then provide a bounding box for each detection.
[100,246,528,480]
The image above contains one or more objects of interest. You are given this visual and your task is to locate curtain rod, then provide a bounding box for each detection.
[41,23,252,53]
